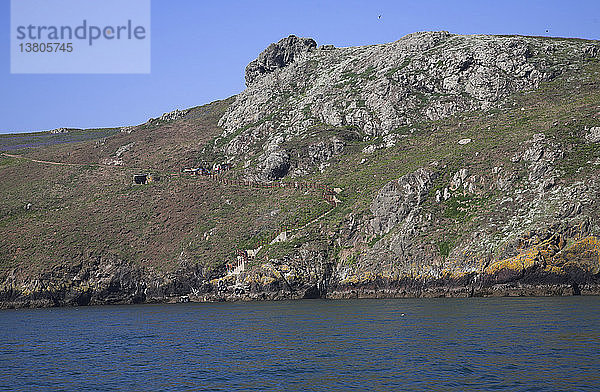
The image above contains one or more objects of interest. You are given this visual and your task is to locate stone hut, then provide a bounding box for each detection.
[133,173,155,184]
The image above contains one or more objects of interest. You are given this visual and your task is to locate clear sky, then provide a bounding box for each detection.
[1,0,599,134]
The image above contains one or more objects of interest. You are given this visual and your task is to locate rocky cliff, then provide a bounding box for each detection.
[209,32,600,299]
[2,32,600,308]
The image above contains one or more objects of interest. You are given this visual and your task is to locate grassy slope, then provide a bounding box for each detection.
[0,99,330,277]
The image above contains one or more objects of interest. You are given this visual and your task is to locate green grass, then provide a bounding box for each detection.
[444,194,476,221]
[437,240,453,258]
[385,58,412,78]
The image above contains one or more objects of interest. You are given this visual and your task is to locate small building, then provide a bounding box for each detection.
[133,173,155,184]
[182,167,200,175]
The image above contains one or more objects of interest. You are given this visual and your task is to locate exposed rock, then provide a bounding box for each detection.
[208,37,596,294]
[450,168,469,191]
[362,145,376,154]
[258,149,290,181]
[147,109,189,124]
[217,32,591,170]
[294,137,344,175]
[383,134,398,147]
[245,35,317,86]
[49,128,71,134]
[583,45,600,58]
[370,168,436,235]
[308,137,344,163]
[496,171,517,191]
[101,157,123,166]
[585,126,600,143]
[519,133,563,187]
[522,133,547,162]
[443,187,451,200]
[114,142,134,158]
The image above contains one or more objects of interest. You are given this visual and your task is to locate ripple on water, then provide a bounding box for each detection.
[0,297,599,391]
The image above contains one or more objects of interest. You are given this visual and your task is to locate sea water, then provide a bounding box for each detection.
[1,297,599,391]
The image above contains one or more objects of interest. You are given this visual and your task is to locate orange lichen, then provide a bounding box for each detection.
[486,236,600,275]
[486,246,540,274]
[550,236,600,274]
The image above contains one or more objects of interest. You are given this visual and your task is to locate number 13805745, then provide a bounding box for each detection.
[19,42,73,53]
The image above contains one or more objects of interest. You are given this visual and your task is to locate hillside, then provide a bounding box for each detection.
[2,32,600,308]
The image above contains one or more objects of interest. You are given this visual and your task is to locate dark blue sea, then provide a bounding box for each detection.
[1,297,599,391]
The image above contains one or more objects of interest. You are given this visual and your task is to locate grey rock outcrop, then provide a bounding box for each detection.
[307,137,344,163]
[245,35,317,86]
[258,149,290,181]
[294,137,345,174]
[585,127,600,143]
[370,168,436,235]
[114,142,134,158]
[50,128,73,134]
[519,133,562,187]
[216,32,595,178]
[450,168,470,191]
[147,109,189,124]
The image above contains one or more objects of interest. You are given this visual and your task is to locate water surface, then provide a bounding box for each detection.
[1,297,599,391]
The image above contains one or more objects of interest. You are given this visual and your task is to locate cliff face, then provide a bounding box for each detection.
[212,32,600,299]
[218,32,597,178]
[2,32,600,308]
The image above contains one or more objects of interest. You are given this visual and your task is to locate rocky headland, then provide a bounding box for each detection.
[2,32,600,308]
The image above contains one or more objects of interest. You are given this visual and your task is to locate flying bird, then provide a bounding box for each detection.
[378,15,382,19]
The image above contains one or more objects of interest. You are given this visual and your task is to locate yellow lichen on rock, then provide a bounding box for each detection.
[551,236,600,274]
[486,247,540,274]
[260,276,276,285]
[340,271,376,285]
[486,236,600,276]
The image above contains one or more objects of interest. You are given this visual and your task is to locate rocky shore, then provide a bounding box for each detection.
[1,253,598,309]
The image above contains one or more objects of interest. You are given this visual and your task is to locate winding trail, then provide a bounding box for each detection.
[1,153,86,167]
[292,203,338,236]
[208,172,341,275]
[0,153,151,172]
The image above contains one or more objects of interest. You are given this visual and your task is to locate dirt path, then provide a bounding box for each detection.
[0,153,149,172]
[227,202,338,276]
[291,204,338,237]
[1,153,85,167]
[207,172,340,237]
[220,174,340,274]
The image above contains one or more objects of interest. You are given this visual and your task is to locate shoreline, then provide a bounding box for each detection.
[3,282,599,310]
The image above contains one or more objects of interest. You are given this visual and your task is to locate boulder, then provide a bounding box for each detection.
[114,142,134,158]
[450,168,469,191]
[585,127,600,143]
[258,149,290,181]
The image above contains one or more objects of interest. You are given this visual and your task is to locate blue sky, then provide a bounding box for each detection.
[1,0,599,134]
